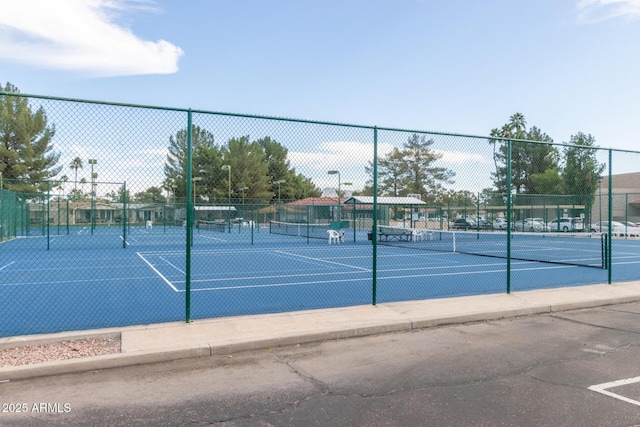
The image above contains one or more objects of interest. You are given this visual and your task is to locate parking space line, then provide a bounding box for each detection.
[588,376,640,406]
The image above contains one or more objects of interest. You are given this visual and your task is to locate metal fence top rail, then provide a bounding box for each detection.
[4,91,638,155]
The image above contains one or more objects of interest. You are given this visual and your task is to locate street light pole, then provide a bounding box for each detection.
[238,186,248,208]
[599,176,603,223]
[274,179,286,204]
[222,165,231,233]
[238,185,248,229]
[88,159,97,234]
[192,177,202,230]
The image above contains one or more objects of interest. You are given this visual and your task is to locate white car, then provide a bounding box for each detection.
[493,218,507,230]
[513,218,545,232]
[547,218,582,232]
[591,221,640,237]
[525,218,548,231]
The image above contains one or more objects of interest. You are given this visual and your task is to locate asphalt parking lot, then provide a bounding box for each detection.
[2,298,640,426]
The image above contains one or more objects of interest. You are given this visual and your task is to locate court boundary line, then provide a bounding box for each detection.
[274,250,372,272]
[0,261,15,271]
[136,252,179,292]
[181,263,576,292]
[175,269,371,285]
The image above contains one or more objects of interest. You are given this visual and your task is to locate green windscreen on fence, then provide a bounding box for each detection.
[0,188,28,242]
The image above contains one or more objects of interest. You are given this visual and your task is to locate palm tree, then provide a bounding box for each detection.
[79,177,87,200]
[69,157,83,199]
[508,112,527,139]
[58,175,69,199]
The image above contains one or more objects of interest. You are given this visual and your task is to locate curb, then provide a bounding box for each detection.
[2,286,640,382]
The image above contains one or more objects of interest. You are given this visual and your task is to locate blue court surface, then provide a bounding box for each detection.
[1,225,639,337]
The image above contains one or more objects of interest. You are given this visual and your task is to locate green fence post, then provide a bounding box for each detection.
[476,192,480,232]
[506,139,512,294]
[122,182,127,248]
[607,149,613,280]
[372,126,378,306]
[185,110,193,323]
[46,181,50,250]
[352,202,356,242]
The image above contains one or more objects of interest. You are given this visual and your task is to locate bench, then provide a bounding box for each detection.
[378,226,413,242]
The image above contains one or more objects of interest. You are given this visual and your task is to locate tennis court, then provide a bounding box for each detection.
[2,222,640,337]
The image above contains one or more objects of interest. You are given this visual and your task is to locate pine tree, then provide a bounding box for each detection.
[0,82,61,193]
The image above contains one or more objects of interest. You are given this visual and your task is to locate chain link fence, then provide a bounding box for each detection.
[1,91,639,337]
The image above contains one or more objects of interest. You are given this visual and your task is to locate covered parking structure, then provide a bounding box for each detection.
[342,196,427,229]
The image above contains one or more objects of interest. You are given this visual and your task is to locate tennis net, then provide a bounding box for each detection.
[197,220,226,232]
[269,220,331,240]
[379,228,608,269]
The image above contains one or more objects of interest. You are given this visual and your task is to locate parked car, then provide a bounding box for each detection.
[493,218,507,230]
[526,218,547,231]
[591,221,640,237]
[476,218,493,229]
[547,217,583,232]
[573,218,584,231]
[452,218,474,230]
[513,218,545,232]
[620,221,638,229]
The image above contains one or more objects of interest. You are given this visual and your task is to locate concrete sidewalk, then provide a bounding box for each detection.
[2,281,640,381]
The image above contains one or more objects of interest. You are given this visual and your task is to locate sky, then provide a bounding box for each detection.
[1,0,639,193]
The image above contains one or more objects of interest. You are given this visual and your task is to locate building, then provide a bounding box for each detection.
[596,172,640,223]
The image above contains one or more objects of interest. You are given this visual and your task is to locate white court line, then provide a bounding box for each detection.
[136,252,179,292]
[275,250,371,272]
[589,376,640,406]
[198,234,228,242]
[191,276,372,291]
[159,256,185,275]
[0,261,15,271]
[174,269,371,285]
[0,275,162,287]
[120,235,131,246]
[187,264,573,292]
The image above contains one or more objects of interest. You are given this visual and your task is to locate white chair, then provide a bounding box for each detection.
[328,229,342,244]
[412,229,425,242]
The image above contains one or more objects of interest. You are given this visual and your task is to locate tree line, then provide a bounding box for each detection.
[0,82,605,209]
[162,128,321,205]
[367,113,605,212]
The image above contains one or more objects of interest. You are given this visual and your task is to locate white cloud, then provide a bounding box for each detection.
[288,141,394,171]
[287,141,490,190]
[576,0,640,23]
[0,0,183,76]
[435,150,489,165]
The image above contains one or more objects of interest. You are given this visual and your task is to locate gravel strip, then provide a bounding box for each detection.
[0,338,121,367]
